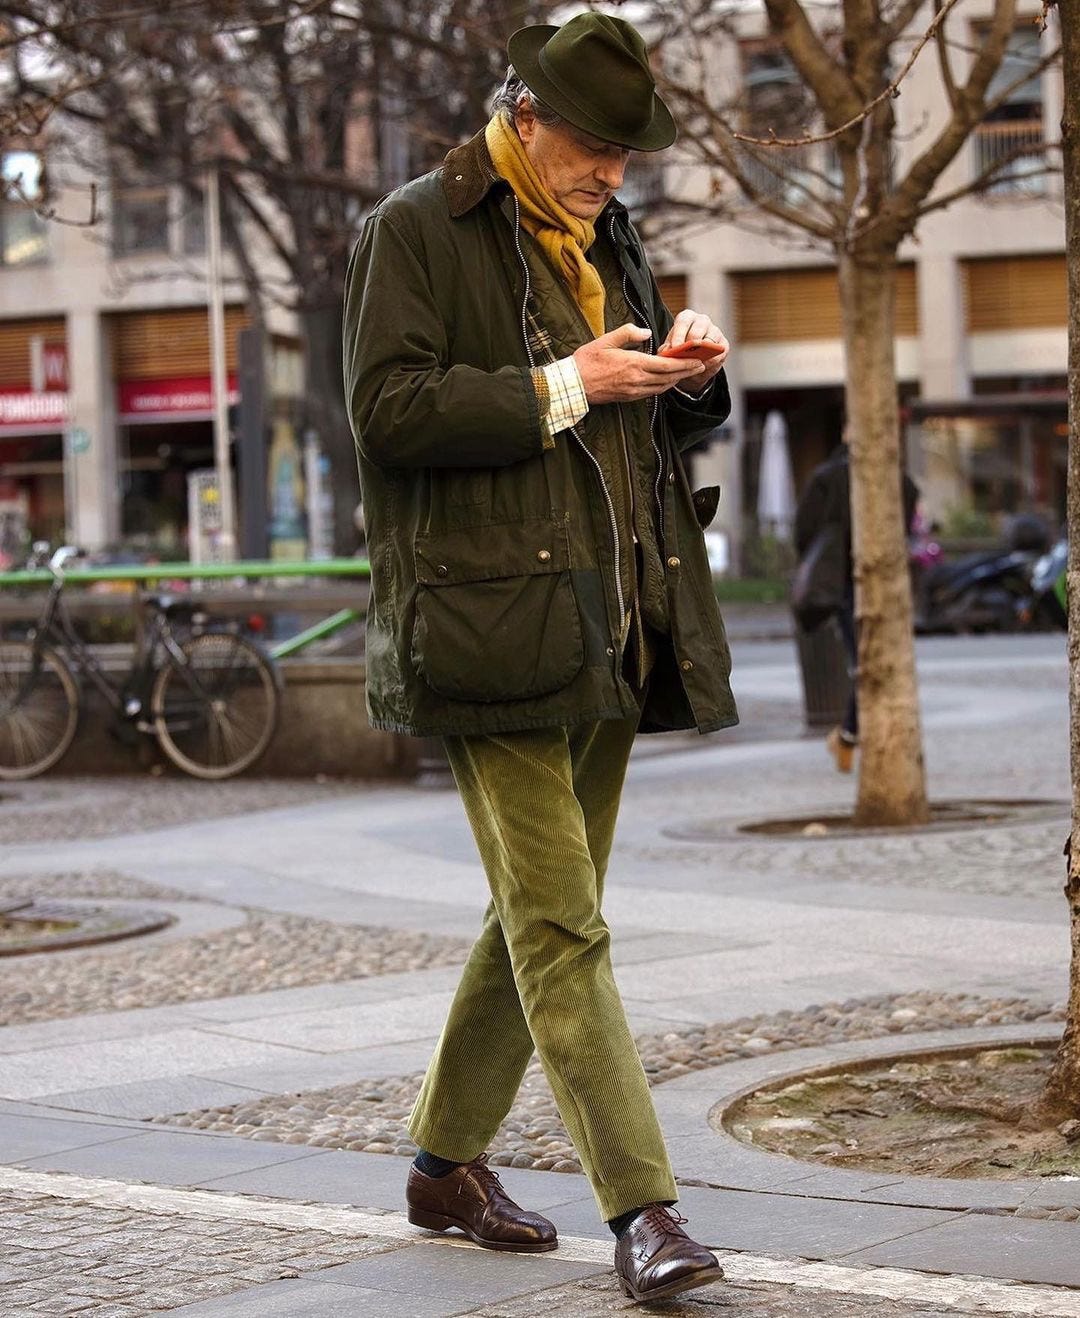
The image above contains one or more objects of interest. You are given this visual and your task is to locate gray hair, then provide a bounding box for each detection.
[490,67,562,127]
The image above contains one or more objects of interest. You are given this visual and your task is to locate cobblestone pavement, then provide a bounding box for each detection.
[0,1184,391,1315]
[0,874,468,1026]
[0,776,364,845]
[2,1175,1072,1318]
[633,817,1069,901]
[0,872,195,904]
[153,992,1063,1172]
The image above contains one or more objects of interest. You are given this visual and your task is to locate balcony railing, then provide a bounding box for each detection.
[973,119,1047,196]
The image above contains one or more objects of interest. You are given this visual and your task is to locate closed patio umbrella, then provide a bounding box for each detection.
[757,409,796,542]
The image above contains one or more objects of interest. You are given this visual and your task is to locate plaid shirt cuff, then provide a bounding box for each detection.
[531,357,588,448]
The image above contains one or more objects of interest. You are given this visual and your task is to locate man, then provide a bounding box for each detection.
[343,12,737,1304]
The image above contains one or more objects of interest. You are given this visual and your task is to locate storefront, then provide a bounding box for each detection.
[0,318,68,563]
[111,307,248,555]
[908,385,1067,538]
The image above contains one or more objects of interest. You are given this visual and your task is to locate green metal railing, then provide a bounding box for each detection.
[0,557,370,660]
[0,558,370,588]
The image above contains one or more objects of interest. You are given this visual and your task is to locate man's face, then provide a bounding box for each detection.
[515,103,632,220]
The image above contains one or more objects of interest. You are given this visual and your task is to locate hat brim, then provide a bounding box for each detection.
[507,24,676,153]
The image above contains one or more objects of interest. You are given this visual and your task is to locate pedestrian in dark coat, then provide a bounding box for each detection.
[343,11,735,1305]
[794,438,918,771]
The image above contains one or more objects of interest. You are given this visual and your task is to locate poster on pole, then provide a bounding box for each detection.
[187,469,226,565]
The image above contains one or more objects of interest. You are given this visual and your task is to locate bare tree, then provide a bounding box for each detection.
[1044,0,1080,1116]
[629,0,1061,827]
[4,0,559,552]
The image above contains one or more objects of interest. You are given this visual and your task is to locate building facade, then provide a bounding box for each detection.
[0,134,300,563]
[642,8,1066,571]
[0,9,1066,572]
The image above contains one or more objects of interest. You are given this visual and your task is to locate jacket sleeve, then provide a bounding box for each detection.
[794,470,829,556]
[644,268,731,455]
[343,210,547,469]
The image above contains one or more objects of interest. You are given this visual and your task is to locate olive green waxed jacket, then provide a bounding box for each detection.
[342,130,738,739]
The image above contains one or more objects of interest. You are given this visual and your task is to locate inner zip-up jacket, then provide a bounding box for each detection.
[342,128,738,739]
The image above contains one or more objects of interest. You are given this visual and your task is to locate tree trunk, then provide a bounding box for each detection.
[300,298,361,557]
[1047,0,1080,1115]
[839,250,929,827]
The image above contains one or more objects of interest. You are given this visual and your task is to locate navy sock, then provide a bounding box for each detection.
[414,1149,464,1178]
[608,1206,644,1238]
[608,1201,677,1238]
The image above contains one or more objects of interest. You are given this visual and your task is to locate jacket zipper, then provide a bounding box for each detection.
[510,194,627,642]
[610,214,665,537]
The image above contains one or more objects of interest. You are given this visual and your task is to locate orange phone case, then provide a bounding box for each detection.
[658,340,725,361]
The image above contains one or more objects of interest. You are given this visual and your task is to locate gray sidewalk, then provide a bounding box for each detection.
[1,633,1076,1315]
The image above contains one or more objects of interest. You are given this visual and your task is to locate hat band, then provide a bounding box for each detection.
[536,45,654,138]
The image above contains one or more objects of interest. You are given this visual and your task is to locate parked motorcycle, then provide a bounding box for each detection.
[914,514,1051,635]
[1018,538,1067,631]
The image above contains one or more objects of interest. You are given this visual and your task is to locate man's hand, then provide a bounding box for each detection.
[661,309,730,391]
[573,323,707,405]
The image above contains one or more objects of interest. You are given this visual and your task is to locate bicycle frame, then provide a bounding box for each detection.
[27,580,185,720]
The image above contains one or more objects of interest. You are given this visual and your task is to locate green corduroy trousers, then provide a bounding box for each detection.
[407,713,678,1222]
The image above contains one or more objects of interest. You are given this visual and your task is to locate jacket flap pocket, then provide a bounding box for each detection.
[414,517,571,585]
[692,485,721,530]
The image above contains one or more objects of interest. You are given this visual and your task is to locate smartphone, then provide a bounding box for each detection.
[658,340,726,362]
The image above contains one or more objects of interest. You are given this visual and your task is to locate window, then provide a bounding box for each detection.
[737,43,830,206]
[113,181,170,256]
[974,27,1046,195]
[180,184,206,255]
[0,152,48,267]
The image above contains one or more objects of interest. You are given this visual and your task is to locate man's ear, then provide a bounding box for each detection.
[515,96,537,144]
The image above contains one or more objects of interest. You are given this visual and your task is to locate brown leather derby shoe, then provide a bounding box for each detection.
[406,1154,558,1252]
[614,1204,725,1302]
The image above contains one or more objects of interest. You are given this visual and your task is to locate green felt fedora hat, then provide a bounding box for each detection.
[507,12,676,153]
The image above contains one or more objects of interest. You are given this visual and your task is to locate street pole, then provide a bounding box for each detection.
[205,166,236,559]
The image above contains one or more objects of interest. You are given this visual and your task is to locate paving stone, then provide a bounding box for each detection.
[19,1129,323,1185]
[0,1115,147,1165]
[841,1213,1080,1287]
[552,1185,965,1260]
[315,1243,605,1303]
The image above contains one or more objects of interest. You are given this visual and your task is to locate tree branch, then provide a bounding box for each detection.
[762,0,862,126]
[736,0,963,148]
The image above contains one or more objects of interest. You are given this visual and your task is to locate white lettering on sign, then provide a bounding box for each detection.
[0,392,69,425]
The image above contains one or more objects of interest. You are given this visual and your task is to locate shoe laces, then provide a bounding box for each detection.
[461,1152,504,1196]
[641,1204,688,1235]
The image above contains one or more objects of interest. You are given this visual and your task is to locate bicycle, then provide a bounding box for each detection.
[0,545,281,780]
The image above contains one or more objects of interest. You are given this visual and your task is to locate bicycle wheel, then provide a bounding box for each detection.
[0,642,79,779]
[151,631,280,779]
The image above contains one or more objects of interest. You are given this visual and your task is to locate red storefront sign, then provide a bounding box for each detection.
[118,375,239,422]
[32,340,68,392]
[0,389,69,431]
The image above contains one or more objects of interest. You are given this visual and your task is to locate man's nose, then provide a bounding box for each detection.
[595,153,628,190]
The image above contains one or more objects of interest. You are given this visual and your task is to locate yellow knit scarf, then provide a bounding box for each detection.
[484,112,606,338]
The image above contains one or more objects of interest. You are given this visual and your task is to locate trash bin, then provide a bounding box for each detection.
[793,615,852,730]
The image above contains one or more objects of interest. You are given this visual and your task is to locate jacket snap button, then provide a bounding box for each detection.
[606,646,616,657]
[680,658,694,672]
[455,174,463,181]
[668,471,675,484]
[537,549,551,563]
[667,556,681,570]
[436,564,448,577]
